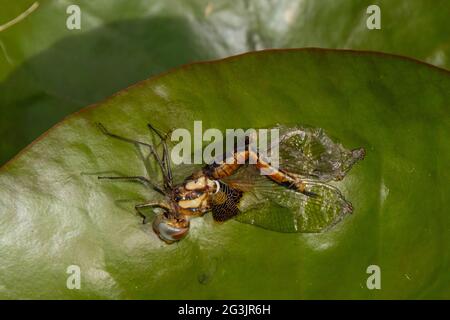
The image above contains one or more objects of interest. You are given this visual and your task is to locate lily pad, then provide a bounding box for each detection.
[0,49,449,299]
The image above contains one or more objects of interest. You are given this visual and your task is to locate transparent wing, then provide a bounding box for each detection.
[223,166,353,233]
[271,125,365,182]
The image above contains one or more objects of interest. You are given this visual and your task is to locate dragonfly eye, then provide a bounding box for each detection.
[152,213,190,244]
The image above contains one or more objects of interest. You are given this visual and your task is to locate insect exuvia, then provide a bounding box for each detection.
[97,123,365,244]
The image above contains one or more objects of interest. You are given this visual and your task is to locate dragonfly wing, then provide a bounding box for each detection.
[274,125,365,182]
[209,182,244,222]
[224,167,352,233]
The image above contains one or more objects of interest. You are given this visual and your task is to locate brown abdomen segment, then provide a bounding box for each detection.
[203,150,306,193]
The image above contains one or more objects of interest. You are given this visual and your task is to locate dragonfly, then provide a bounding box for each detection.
[97,123,365,244]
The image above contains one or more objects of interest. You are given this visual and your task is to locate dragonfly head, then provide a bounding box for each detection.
[152,212,190,244]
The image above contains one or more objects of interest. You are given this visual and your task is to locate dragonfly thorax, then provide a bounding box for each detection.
[172,175,219,216]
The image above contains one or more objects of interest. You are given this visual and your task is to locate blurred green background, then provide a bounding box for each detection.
[0,0,449,165]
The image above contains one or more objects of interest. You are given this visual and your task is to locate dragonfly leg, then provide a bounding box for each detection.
[97,123,171,191]
[147,123,173,188]
[97,175,165,195]
[135,202,170,224]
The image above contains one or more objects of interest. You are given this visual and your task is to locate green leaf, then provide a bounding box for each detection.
[1,49,449,299]
[1,0,449,164]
